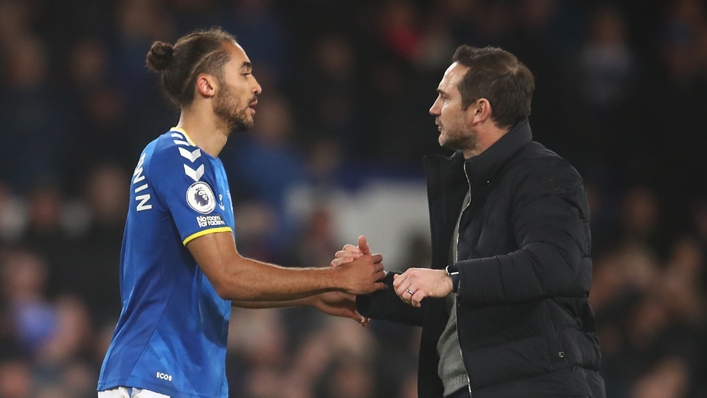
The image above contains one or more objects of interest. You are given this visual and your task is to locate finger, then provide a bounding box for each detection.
[346,312,363,324]
[358,235,372,255]
[395,282,410,298]
[411,290,426,308]
[371,253,384,264]
[342,244,361,254]
[374,262,384,273]
[392,272,408,289]
[331,256,354,267]
[370,254,383,264]
[336,249,362,260]
[374,282,387,291]
[395,284,411,304]
[334,251,361,261]
[374,270,386,282]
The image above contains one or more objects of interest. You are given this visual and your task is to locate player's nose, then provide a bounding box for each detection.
[251,76,262,95]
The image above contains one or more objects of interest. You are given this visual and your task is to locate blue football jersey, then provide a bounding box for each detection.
[98,128,234,398]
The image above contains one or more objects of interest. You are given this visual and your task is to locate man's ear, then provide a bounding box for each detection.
[195,74,217,98]
[471,98,492,125]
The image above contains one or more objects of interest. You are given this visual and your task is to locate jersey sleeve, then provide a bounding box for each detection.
[150,140,232,245]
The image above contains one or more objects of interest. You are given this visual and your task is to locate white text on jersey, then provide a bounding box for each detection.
[133,153,152,211]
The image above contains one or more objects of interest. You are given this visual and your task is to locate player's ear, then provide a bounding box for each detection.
[195,74,217,98]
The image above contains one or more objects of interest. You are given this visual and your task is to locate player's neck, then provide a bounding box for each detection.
[176,108,229,158]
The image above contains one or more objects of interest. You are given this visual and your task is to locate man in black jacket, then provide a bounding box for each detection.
[334,46,605,397]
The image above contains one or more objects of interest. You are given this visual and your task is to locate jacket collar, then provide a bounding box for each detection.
[462,120,532,187]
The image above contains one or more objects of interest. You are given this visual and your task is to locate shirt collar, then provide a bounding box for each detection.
[462,120,533,187]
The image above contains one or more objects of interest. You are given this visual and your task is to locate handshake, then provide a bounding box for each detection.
[330,235,454,309]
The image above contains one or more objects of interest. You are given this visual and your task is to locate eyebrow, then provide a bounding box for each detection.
[240,62,252,72]
[437,89,447,95]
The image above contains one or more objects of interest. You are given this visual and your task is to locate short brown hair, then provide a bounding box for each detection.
[452,46,535,129]
[146,27,236,106]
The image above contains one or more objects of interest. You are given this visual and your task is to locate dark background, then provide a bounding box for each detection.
[0,0,706,397]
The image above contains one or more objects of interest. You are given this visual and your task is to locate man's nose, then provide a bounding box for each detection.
[429,104,439,115]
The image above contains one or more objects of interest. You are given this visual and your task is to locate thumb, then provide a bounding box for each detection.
[358,235,372,256]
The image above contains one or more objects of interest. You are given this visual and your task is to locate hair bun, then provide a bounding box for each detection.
[146,41,175,72]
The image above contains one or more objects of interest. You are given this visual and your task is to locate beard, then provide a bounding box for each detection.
[213,82,255,132]
[439,125,478,153]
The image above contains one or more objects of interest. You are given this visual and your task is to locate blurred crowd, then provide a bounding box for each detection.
[0,0,706,397]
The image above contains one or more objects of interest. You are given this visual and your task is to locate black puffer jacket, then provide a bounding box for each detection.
[358,121,605,398]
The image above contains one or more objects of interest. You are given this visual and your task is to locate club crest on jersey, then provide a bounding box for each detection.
[186,182,216,214]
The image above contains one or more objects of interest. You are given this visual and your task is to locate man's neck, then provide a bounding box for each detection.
[176,107,230,158]
[462,123,510,159]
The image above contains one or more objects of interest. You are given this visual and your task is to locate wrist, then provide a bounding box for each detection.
[329,265,350,292]
[445,265,460,293]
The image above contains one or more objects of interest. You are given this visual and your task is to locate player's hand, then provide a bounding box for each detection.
[393,268,453,307]
[337,253,386,295]
[313,291,370,327]
[331,235,373,267]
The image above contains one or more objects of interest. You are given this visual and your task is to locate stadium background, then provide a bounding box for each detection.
[1,0,707,397]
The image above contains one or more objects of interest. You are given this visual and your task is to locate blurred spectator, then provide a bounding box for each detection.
[224,0,288,87]
[632,357,690,398]
[66,165,127,322]
[0,358,33,398]
[0,1,707,397]
[224,93,307,253]
[379,0,423,62]
[19,184,78,299]
[0,247,55,356]
[0,35,71,192]
[283,206,340,269]
[579,6,635,109]
[0,182,26,243]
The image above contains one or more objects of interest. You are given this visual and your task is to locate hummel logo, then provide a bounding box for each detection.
[179,147,201,162]
[184,164,204,182]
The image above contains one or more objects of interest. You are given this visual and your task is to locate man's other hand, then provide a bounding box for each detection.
[312,291,370,326]
[393,268,453,307]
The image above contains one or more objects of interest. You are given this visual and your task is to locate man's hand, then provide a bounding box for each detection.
[393,268,453,307]
[331,235,373,267]
[311,291,370,326]
[335,253,386,295]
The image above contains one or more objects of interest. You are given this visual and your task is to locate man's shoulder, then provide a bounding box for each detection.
[513,141,582,180]
[502,141,584,194]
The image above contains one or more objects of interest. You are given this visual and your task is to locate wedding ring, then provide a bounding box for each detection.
[405,288,414,295]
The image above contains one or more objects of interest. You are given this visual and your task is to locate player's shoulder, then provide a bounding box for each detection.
[142,128,216,188]
[149,128,206,171]
[152,128,200,158]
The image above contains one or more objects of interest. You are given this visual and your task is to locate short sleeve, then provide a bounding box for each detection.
[150,141,232,245]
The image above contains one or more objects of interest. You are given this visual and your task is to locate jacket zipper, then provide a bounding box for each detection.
[458,163,473,397]
[456,163,473,252]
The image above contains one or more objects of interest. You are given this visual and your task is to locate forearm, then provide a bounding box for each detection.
[457,240,581,304]
[189,231,384,302]
[231,295,315,309]
[217,257,342,301]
